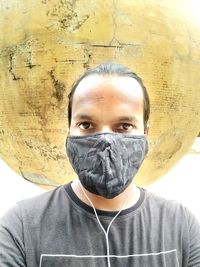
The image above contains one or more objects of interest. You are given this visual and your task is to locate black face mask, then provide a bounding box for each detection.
[66,132,148,199]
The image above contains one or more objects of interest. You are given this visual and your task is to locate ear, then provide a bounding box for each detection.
[144,124,150,136]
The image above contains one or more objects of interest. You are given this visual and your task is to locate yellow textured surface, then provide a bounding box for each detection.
[0,0,200,188]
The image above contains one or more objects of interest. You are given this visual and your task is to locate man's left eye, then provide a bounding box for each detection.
[119,123,134,130]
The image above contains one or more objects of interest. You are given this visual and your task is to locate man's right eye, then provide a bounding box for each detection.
[78,122,92,130]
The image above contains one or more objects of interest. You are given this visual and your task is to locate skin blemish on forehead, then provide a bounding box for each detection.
[73,75,143,109]
[70,74,145,135]
[73,75,144,106]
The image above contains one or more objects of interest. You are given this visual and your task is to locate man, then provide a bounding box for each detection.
[0,62,200,266]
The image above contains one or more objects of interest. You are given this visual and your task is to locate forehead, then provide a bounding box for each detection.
[73,74,144,105]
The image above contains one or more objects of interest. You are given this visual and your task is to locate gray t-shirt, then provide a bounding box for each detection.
[0,182,200,267]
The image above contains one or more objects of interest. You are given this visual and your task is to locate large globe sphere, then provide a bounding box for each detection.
[0,0,199,188]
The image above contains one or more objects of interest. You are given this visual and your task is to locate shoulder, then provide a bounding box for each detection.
[19,184,66,208]
[142,189,200,249]
[142,190,200,265]
[144,188,187,211]
[0,184,68,227]
[142,188,198,228]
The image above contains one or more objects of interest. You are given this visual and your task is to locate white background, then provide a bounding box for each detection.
[0,138,200,220]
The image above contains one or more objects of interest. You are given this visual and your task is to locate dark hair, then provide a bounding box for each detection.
[68,62,150,131]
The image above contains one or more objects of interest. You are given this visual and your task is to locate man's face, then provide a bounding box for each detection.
[69,74,147,136]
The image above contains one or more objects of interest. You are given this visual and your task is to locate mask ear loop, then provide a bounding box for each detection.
[79,180,135,267]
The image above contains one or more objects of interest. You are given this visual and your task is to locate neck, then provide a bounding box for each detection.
[71,179,140,212]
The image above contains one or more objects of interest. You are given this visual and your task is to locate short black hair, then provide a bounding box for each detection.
[67,62,150,131]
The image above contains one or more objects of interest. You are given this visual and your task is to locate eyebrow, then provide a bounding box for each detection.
[74,114,138,122]
[74,114,94,121]
[117,116,138,123]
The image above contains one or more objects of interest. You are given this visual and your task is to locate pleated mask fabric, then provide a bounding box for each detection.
[66,132,148,199]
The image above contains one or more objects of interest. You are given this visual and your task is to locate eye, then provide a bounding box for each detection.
[121,123,133,130]
[78,122,92,130]
[117,123,135,131]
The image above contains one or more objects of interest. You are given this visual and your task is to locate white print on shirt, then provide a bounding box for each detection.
[39,249,180,267]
